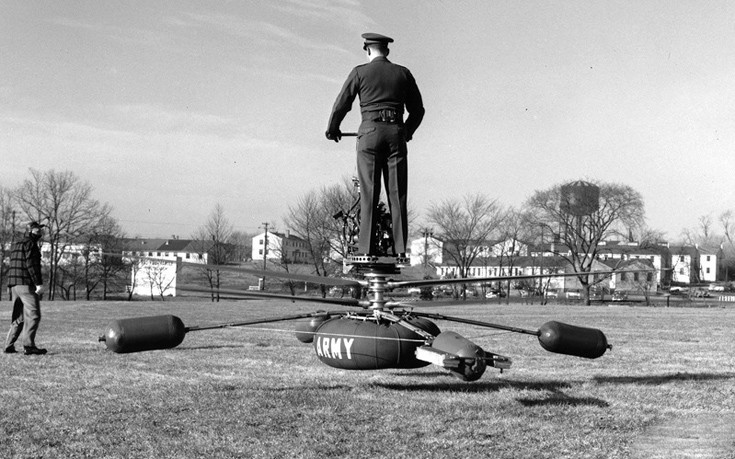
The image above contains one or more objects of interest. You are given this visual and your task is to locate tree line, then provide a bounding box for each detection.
[4,168,732,303]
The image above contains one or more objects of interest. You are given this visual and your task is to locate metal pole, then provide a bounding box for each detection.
[261,222,269,290]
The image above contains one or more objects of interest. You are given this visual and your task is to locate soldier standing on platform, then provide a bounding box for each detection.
[326,33,424,258]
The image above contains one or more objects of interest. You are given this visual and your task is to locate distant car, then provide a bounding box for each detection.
[708,284,725,292]
[612,291,628,302]
[485,289,506,299]
[432,287,452,297]
[544,289,559,298]
[566,291,582,299]
[407,287,422,295]
[692,289,711,298]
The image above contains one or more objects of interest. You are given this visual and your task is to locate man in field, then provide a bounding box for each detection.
[326,33,424,258]
[4,221,47,355]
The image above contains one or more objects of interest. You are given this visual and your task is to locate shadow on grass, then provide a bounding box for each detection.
[593,371,735,385]
[517,393,609,407]
[178,344,247,351]
[370,377,573,394]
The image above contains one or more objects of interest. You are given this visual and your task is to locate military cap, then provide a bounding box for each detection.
[362,32,393,50]
[28,221,46,229]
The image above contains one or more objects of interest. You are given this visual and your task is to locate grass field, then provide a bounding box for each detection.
[1,298,734,458]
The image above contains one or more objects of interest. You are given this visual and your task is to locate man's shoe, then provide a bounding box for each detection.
[3,346,16,354]
[23,346,47,355]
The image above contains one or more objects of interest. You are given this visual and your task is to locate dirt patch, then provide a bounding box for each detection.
[631,413,735,458]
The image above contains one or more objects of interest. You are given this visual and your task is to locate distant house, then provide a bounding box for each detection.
[251,231,310,263]
[596,241,672,288]
[669,245,700,284]
[697,244,725,283]
[122,238,218,297]
[408,235,444,267]
[599,258,657,293]
[123,238,213,264]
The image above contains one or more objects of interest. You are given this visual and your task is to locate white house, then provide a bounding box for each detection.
[252,231,310,263]
[122,238,217,297]
[409,235,444,267]
[698,244,724,283]
[669,245,700,284]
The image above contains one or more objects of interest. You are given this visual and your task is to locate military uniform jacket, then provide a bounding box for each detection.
[7,237,43,287]
[328,56,425,139]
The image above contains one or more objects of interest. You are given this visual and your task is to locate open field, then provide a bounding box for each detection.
[1,299,734,458]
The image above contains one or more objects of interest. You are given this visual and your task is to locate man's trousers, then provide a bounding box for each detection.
[356,121,408,255]
[5,285,41,349]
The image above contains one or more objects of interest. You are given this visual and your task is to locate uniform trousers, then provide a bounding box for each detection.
[5,285,41,349]
[356,121,408,255]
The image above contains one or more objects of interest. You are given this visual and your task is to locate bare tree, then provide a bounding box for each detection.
[427,193,506,298]
[229,230,253,262]
[495,207,534,304]
[13,169,112,300]
[0,186,18,301]
[719,210,735,280]
[525,180,645,304]
[192,204,234,302]
[682,214,721,248]
[81,215,128,300]
[142,261,176,300]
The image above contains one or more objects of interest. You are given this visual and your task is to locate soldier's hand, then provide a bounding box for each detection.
[35,285,45,296]
[325,130,342,143]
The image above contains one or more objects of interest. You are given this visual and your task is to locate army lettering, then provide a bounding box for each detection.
[315,336,354,360]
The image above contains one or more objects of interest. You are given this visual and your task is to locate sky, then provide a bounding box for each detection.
[2,1,734,240]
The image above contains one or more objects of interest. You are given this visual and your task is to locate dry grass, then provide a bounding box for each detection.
[1,298,734,458]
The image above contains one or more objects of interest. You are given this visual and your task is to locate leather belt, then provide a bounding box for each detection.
[363,108,403,124]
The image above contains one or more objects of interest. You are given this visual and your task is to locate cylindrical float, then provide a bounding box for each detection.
[313,316,439,370]
[537,321,609,359]
[99,315,187,353]
[431,331,487,382]
[294,312,331,343]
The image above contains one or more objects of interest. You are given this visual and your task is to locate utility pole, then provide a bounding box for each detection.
[260,222,269,290]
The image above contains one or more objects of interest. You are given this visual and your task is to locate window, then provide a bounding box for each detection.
[679,268,685,275]
[186,253,190,259]
[679,256,685,262]
[647,273,653,282]
[259,239,264,245]
[706,268,711,274]
[634,272,639,281]
[706,256,711,261]
[259,249,263,255]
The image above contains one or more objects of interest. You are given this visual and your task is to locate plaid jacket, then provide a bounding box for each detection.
[7,236,43,287]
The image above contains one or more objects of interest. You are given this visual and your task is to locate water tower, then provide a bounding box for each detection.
[560,180,600,217]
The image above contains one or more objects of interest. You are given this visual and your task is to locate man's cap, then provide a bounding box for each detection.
[28,221,46,230]
[362,33,393,50]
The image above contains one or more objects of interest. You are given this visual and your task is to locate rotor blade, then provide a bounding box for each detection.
[186,310,352,332]
[100,252,363,287]
[341,132,357,136]
[179,261,364,287]
[388,269,655,289]
[411,311,540,336]
[178,284,366,308]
